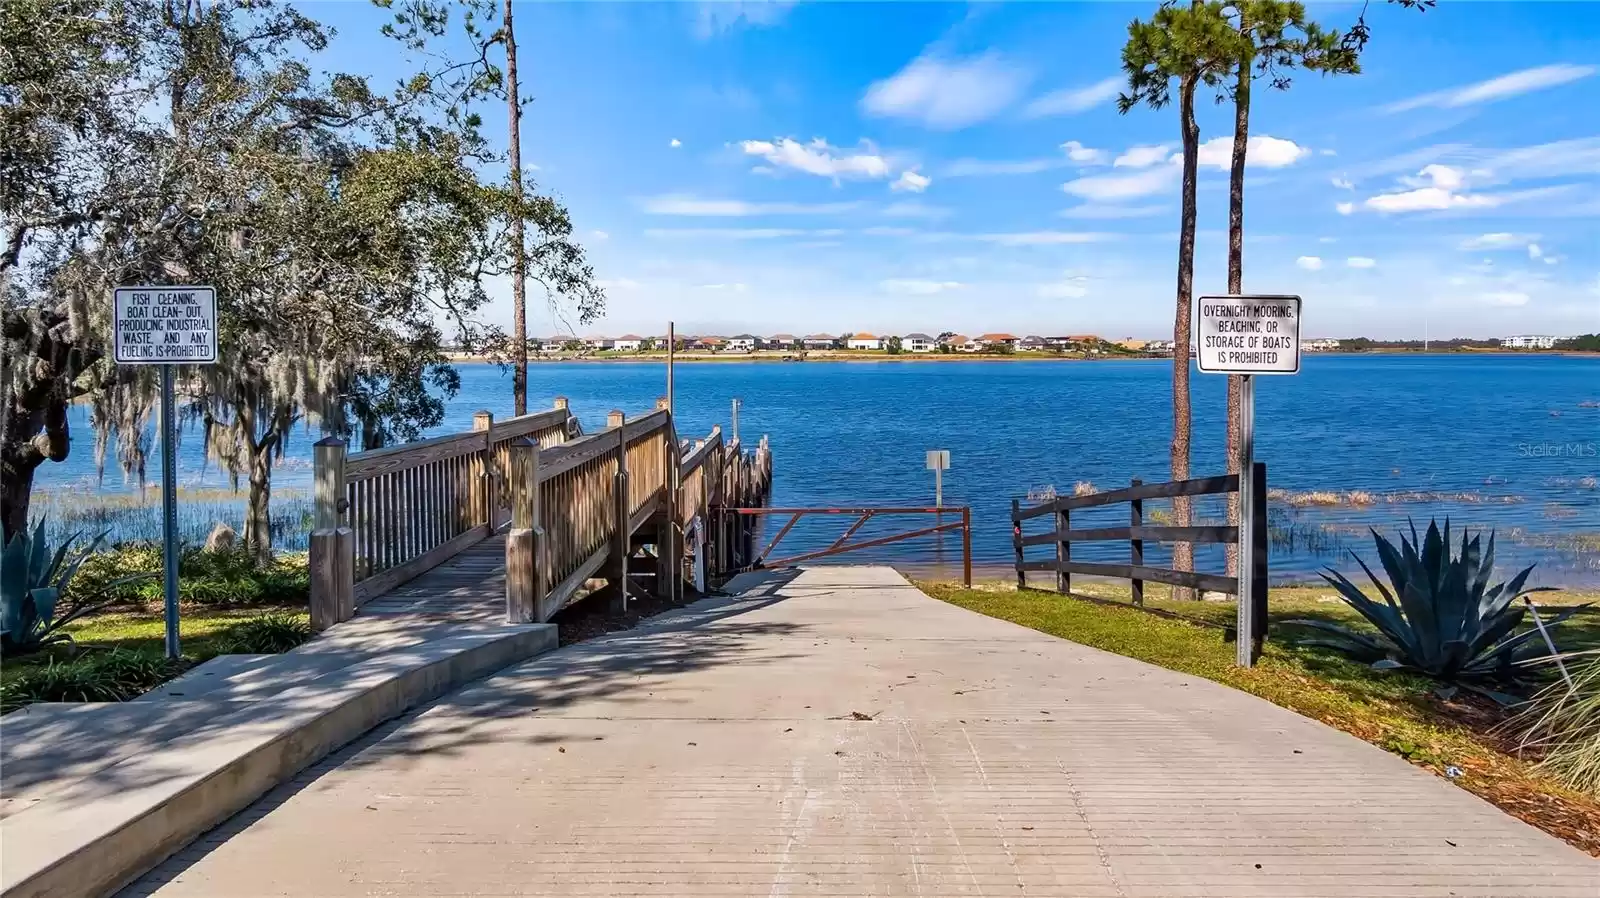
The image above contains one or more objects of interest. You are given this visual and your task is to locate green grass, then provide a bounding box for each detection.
[921,581,1600,855]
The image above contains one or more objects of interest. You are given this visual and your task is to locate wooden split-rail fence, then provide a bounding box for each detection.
[1011,463,1268,649]
[306,397,773,629]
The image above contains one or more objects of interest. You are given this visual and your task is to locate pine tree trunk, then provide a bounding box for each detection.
[1225,61,1251,579]
[1172,73,1200,599]
[504,0,529,417]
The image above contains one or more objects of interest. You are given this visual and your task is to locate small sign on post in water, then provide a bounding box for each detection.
[1194,294,1301,669]
[926,450,950,507]
[114,286,218,660]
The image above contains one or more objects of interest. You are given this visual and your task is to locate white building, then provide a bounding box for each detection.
[1303,338,1341,352]
[1502,334,1558,349]
[612,334,644,352]
[902,333,936,353]
[726,334,759,352]
[847,332,883,350]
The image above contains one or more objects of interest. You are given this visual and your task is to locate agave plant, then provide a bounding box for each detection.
[1289,519,1589,684]
[0,521,112,656]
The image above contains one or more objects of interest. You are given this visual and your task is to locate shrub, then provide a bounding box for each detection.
[0,649,187,712]
[2,523,138,656]
[215,614,313,654]
[1288,519,1590,686]
[71,544,309,608]
[1520,656,1600,798]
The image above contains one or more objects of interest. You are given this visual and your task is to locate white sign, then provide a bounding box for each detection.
[113,286,217,365]
[1195,294,1301,375]
[926,450,950,471]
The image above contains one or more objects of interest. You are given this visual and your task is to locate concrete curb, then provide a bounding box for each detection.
[0,624,556,898]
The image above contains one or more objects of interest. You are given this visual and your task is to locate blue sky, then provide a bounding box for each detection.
[322,1,1600,339]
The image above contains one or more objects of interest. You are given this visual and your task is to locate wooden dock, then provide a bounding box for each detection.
[306,399,773,628]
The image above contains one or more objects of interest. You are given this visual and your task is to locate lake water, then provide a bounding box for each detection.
[38,354,1600,586]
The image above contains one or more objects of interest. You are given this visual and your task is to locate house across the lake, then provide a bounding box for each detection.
[847,332,883,350]
[902,333,936,353]
[803,333,836,350]
[1018,335,1046,352]
[612,334,643,352]
[977,333,1017,350]
[726,334,758,352]
[767,333,798,350]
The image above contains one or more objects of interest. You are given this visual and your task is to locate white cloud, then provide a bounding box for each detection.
[863,225,917,236]
[692,1,794,39]
[1363,165,1499,212]
[1459,232,1535,251]
[945,158,1055,177]
[641,195,863,216]
[1528,243,1544,260]
[975,231,1108,246]
[644,228,824,240]
[891,169,931,193]
[1061,141,1105,164]
[590,229,609,241]
[1196,135,1311,170]
[861,52,1030,129]
[1386,64,1597,112]
[1059,203,1167,220]
[1036,279,1089,299]
[944,141,1104,178]
[1296,256,1324,271]
[881,279,964,295]
[1022,76,1123,118]
[1346,257,1377,269]
[740,137,891,181]
[670,138,682,148]
[1331,177,1354,190]
[696,282,750,292]
[1480,291,1530,307]
[1335,201,1354,216]
[883,201,950,220]
[1114,145,1172,168]
[1062,164,1178,201]
[1365,187,1497,213]
[1403,164,1465,189]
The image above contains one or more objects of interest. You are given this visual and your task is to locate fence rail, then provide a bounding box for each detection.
[308,397,773,630]
[1012,463,1267,649]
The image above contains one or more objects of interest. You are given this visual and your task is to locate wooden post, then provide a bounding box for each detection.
[309,437,352,630]
[608,410,629,612]
[961,506,972,588]
[472,410,494,528]
[1056,505,1070,595]
[505,437,542,623]
[1250,461,1269,661]
[655,396,669,412]
[656,397,679,601]
[1012,498,1025,590]
[1129,478,1144,606]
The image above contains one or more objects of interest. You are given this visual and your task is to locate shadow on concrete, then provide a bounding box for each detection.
[120,569,815,896]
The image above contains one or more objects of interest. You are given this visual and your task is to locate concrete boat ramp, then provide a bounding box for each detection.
[3,566,1593,897]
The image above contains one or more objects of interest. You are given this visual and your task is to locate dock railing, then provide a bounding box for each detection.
[309,397,772,630]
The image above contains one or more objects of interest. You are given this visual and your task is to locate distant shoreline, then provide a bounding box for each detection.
[444,349,1599,364]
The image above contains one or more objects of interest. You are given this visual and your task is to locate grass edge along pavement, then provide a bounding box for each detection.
[919,580,1600,857]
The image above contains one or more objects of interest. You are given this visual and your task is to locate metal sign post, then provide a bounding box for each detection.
[1195,294,1301,667]
[113,286,218,659]
[925,450,950,508]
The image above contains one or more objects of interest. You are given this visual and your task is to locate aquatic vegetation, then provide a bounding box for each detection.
[29,486,314,550]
